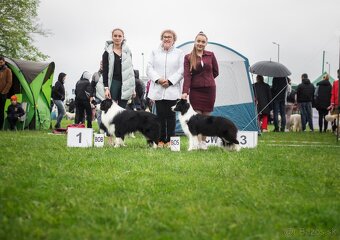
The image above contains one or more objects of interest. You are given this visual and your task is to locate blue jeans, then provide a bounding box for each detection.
[54,100,65,128]
[299,102,313,131]
[273,100,286,131]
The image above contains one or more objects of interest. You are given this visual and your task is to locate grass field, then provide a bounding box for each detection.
[0,122,339,239]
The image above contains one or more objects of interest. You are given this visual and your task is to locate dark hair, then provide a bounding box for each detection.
[256,75,264,82]
[0,56,4,61]
[301,73,308,79]
[58,72,66,82]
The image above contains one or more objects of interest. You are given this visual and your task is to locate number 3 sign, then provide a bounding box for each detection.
[67,128,93,147]
[237,131,258,148]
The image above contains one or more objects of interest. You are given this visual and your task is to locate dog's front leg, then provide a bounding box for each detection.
[114,137,125,147]
[188,135,199,151]
[108,136,114,146]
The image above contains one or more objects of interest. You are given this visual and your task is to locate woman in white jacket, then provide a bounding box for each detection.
[102,28,135,108]
[147,29,184,147]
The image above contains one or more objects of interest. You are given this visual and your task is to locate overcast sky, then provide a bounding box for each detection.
[35,0,340,97]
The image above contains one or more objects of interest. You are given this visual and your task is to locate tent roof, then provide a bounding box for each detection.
[312,72,335,86]
[4,57,54,84]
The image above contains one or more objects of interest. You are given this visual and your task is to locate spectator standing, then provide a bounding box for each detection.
[285,78,296,131]
[0,56,13,130]
[296,73,315,131]
[52,72,66,129]
[127,70,145,111]
[91,61,104,127]
[314,73,332,132]
[253,75,272,132]
[271,77,288,132]
[75,71,93,128]
[328,69,339,132]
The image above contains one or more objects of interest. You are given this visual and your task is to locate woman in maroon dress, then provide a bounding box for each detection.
[182,31,219,149]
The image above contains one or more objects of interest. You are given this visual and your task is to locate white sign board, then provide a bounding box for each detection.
[237,131,258,148]
[94,133,105,147]
[204,131,258,149]
[170,136,180,151]
[67,128,93,147]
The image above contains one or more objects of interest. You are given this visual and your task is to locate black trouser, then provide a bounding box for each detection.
[0,94,7,130]
[318,108,328,132]
[7,116,18,130]
[155,100,177,143]
[75,100,92,128]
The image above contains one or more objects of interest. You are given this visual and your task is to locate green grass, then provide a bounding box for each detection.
[0,121,339,239]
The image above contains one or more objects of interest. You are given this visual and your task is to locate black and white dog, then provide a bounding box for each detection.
[99,99,160,148]
[172,99,240,151]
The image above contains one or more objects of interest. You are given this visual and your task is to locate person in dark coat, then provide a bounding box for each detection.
[271,77,288,132]
[127,70,146,110]
[297,73,315,131]
[75,71,93,128]
[52,72,66,128]
[253,75,272,132]
[315,73,332,132]
[6,95,24,130]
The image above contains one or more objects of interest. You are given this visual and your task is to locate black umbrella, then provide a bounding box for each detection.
[250,61,291,77]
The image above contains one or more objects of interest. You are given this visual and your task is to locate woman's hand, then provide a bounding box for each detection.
[181,93,188,99]
[105,88,111,99]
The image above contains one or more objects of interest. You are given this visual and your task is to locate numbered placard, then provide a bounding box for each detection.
[67,128,93,147]
[94,133,105,147]
[204,131,258,149]
[170,136,180,151]
[237,131,258,148]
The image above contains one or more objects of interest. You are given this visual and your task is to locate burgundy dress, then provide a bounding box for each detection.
[183,50,219,112]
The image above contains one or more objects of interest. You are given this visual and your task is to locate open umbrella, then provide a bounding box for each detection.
[250,61,291,77]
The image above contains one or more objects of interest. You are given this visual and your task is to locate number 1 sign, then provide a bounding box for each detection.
[67,128,93,147]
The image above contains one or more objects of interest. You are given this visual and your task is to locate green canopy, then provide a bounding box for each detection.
[312,72,335,86]
[4,57,55,130]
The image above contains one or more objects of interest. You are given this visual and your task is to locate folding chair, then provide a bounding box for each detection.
[18,102,29,130]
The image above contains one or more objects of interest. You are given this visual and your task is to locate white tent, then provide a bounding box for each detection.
[177,41,259,132]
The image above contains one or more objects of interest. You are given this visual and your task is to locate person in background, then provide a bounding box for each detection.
[147,29,184,148]
[6,95,24,130]
[75,71,93,128]
[296,73,315,132]
[271,77,288,132]
[102,28,135,108]
[314,73,332,132]
[328,69,339,132]
[52,72,66,129]
[0,56,13,130]
[285,78,296,131]
[126,70,145,111]
[253,75,272,132]
[91,61,104,127]
[182,31,219,149]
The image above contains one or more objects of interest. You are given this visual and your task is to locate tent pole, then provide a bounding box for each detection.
[322,50,325,74]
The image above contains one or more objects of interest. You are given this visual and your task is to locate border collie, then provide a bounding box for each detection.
[172,99,240,151]
[99,99,160,148]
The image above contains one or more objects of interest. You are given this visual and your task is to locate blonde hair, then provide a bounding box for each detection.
[323,73,329,80]
[160,29,177,42]
[189,31,208,71]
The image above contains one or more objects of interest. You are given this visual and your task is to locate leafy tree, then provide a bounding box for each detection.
[0,0,49,61]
